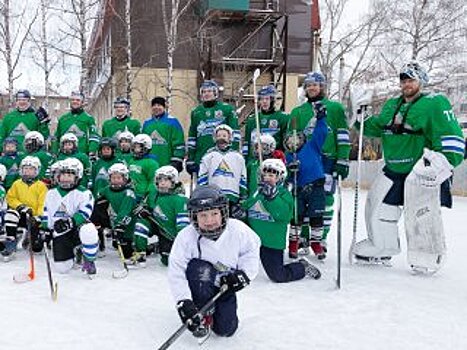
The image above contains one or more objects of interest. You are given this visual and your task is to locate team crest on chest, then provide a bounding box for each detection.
[214,110,224,119]
[150,129,167,145]
[54,202,69,219]
[269,119,278,129]
[248,201,273,222]
[66,125,85,137]
[7,163,18,175]
[11,123,30,137]
[213,160,234,178]
[96,168,108,181]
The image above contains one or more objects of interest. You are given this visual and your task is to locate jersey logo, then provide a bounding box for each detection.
[7,163,19,176]
[129,164,142,174]
[153,205,168,221]
[66,125,85,138]
[95,168,109,181]
[215,110,224,119]
[10,123,30,137]
[247,201,273,222]
[212,160,234,178]
[53,203,70,219]
[197,119,222,137]
[269,119,278,128]
[150,130,167,145]
[304,118,316,136]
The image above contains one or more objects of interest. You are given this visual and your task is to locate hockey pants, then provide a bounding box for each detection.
[260,246,305,283]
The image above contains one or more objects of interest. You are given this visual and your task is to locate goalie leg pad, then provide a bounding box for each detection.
[353,172,402,258]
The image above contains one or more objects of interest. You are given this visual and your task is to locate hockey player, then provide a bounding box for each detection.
[244,159,321,282]
[0,138,23,190]
[134,165,189,266]
[101,97,141,139]
[90,138,120,197]
[3,156,48,260]
[141,96,185,171]
[197,124,247,216]
[42,158,99,275]
[23,131,54,181]
[0,164,7,232]
[285,102,328,259]
[0,90,50,153]
[128,134,159,202]
[115,131,134,165]
[243,85,289,163]
[186,80,240,177]
[57,133,91,188]
[52,91,99,157]
[288,72,350,248]
[351,62,465,274]
[168,185,260,339]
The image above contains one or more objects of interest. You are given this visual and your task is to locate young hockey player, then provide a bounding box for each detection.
[141,97,185,171]
[52,91,99,156]
[57,133,91,188]
[186,80,240,177]
[197,124,247,216]
[243,85,289,163]
[90,138,120,197]
[128,134,159,202]
[42,158,99,275]
[285,101,328,260]
[134,165,189,267]
[101,97,141,139]
[23,131,54,181]
[115,131,134,165]
[0,138,23,190]
[0,89,50,153]
[0,164,10,255]
[3,156,48,260]
[168,185,260,339]
[352,62,464,274]
[244,159,321,282]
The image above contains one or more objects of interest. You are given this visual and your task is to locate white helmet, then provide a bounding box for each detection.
[50,160,63,185]
[108,163,130,190]
[260,158,287,184]
[132,134,152,158]
[118,131,135,142]
[155,165,179,193]
[213,124,233,150]
[0,164,6,182]
[58,158,83,189]
[60,133,79,154]
[20,156,41,183]
[24,131,45,152]
[255,133,276,156]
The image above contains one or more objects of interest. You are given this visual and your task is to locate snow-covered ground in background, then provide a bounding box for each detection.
[1,189,466,350]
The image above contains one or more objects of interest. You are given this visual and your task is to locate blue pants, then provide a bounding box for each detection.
[260,246,305,283]
[186,259,238,337]
[296,179,326,224]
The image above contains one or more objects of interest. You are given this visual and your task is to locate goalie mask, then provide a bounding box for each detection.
[399,61,429,85]
[155,165,179,194]
[188,185,229,241]
[60,133,78,155]
[57,158,83,190]
[131,134,152,159]
[213,124,233,151]
[24,131,45,153]
[108,163,130,191]
[254,134,276,158]
[284,132,306,153]
[98,137,117,160]
[19,156,41,184]
[259,158,287,186]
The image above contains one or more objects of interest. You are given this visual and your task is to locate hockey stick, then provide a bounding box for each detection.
[13,217,35,283]
[112,238,129,279]
[44,240,58,301]
[336,174,342,289]
[252,68,263,164]
[189,172,197,197]
[348,105,368,264]
[157,284,229,350]
[288,115,300,259]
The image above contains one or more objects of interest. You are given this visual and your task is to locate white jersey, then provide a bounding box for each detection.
[43,186,94,229]
[168,218,261,302]
[197,148,247,200]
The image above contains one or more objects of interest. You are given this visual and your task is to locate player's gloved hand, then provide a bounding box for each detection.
[230,203,246,220]
[133,205,151,219]
[176,299,202,332]
[313,101,327,120]
[220,269,250,293]
[185,161,199,176]
[88,152,98,162]
[39,228,53,244]
[35,106,50,124]
[17,205,33,216]
[53,217,75,234]
[287,160,300,173]
[113,225,125,240]
[259,182,278,200]
[335,159,350,179]
[170,159,184,173]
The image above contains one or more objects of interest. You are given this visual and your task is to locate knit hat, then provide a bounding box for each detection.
[151,96,166,107]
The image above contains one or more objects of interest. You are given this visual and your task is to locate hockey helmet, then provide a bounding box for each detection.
[60,133,78,154]
[24,131,45,153]
[57,158,84,189]
[19,156,41,183]
[108,163,130,190]
[399,61,429,85]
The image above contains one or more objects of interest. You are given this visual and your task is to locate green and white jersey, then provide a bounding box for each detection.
[101,116,141,140]
[128,155,159,199]
[90,158,121,196]
[0,153,23,190]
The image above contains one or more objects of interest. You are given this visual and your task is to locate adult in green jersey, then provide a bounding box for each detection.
[352,62,465,267]
[101,97,141,140]
[0,90,50,153]
[186,80,240,175]
[52,91,100,156]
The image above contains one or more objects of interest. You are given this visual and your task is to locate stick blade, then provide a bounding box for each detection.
[112,268,129,279]
[13,273,34,283]
[253,68,260,80]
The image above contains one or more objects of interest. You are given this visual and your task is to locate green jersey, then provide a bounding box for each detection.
[0,153,23,190]
[115,150,133,166]
[128,155,159,199]
[53,109,99,154]
[246,159,260,196]
[90,157,120,196]
[187,101,240,164]
[141,113,185,166]
[57,152,92,187]
[243,186,293,250]
[23,149,54,180]
[359,93,464,174]
[0,108,50,152]
[288,98,350,161]
[101,116,141,140]
[243,109,289,162]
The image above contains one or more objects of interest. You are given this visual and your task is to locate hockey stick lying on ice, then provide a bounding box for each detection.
[13,216,35,283]
[157,284,229,350]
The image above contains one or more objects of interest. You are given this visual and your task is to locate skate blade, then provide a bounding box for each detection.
[112,268,129,279]
[410,265,439,276]
[354,255,392,266]
[195,329,212,346]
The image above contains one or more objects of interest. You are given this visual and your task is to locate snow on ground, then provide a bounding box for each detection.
[1,189,467,350]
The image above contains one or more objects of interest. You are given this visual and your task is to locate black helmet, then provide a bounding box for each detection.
[98,137,117,159]
[188,185,229,240]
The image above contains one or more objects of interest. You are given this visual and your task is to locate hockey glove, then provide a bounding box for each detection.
[177,299,202,332]
[230,203,246,220]
[313,101,327,120]
[220,269,250,293]
[35,106,50,124]
[259,182,278,200]
[53,217,75,234]
[170,159,184,173]
[113,225,125,240]
[335,159,350,179]
[17,204,33,216]
[287,160,300,173]
[39,228,53,244]
[88,152,98,162]
[185,161,199,176]
[133,205,151,219]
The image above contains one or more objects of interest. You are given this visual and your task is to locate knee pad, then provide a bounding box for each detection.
[79,223,99,261]
[54,259,74,274]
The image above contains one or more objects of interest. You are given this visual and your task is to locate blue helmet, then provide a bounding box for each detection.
[258,85,277,98]
[399,62,429,85]
[304,72,326,86]
[200,80,219,100]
